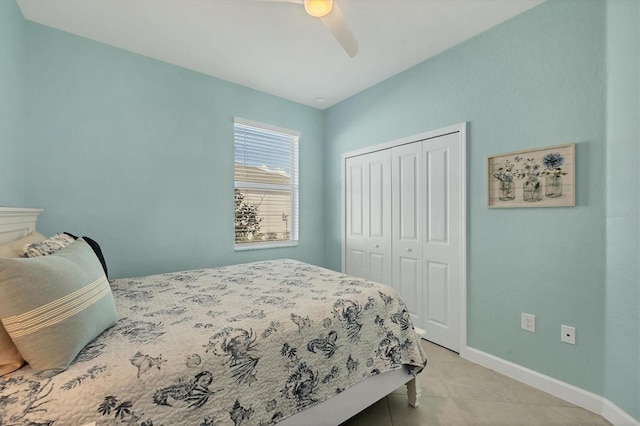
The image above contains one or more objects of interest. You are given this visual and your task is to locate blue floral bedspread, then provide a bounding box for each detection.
[0,259,427,426]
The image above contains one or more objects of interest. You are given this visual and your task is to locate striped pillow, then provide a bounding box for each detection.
[0,325,23,376]
[0,232,46,375]
[0,239,117,374]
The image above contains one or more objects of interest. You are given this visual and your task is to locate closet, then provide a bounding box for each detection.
[343,125,465,352]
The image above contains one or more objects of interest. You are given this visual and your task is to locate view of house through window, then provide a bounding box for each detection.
[234,118,299,248]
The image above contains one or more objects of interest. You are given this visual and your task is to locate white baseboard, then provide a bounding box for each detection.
[602,399,640,426]
[463,346,639,426]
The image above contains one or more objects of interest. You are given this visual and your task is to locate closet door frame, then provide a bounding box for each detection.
[340,122,467,355]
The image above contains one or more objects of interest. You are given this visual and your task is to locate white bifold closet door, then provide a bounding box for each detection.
[391,143,423,327]
[345,130,462,352]
[420,133,461,352]
[391,134,461,351]
[344,150,392,287]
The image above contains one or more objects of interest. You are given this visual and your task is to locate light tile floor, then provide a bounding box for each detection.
[340,340,611,426]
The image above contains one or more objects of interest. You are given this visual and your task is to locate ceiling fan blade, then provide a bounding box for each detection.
[320,1,358,57]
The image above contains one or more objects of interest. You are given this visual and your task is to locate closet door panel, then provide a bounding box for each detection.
[425,261,449,325]
[425,148,448,243]
[345,156,367,279]
[368,252,387,284]
[368,160,385,238]
[422,133,461,351]
[398,256,420,322]
[346,159,365,238]
[398,155,418,240]
[346,250,367,279]
[366,150,392,286]
[392,143,423,327]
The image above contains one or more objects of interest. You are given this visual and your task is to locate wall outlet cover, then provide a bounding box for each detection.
[561,325,576,344]
[521,313,536,332]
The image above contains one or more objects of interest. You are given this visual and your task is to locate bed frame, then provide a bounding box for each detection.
[0,207,421,425]
[282,368,419,425]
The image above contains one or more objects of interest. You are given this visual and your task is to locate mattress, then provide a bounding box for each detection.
[0,259,427,425]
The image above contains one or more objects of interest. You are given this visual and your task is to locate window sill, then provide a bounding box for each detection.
[234,241,299,251]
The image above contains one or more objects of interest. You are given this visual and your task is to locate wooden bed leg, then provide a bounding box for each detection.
[406,378,421,408]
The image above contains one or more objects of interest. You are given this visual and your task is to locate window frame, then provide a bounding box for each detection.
[233,117,300,251]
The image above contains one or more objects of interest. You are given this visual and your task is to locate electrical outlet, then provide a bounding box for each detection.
[561,325,576,344]
[521,313,535,332]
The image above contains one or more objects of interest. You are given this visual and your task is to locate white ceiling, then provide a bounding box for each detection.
[17,0,543,110]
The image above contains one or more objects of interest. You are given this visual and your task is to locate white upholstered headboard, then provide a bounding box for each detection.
[0,208,44,244]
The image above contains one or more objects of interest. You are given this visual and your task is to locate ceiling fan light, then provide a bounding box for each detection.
[304,0,333,18]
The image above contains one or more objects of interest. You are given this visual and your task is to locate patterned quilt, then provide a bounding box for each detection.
[0,259,427,426]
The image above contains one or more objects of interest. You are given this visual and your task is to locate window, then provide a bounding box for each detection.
[234,118,299,249]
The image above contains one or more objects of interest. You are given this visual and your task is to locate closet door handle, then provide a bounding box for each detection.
[407,248,412,252]
[375,244,380,248]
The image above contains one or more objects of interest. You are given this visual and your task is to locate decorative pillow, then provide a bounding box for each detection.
[0,232,46,375]
[63,233,109,279]
[23,232,76,258]
[0,239,118,374]
[0,324,24,376]
[0,231,46,258]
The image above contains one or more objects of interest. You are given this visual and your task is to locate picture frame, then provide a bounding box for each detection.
[487,143,575,208]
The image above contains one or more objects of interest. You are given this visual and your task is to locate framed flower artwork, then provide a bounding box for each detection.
[487,143,575,208]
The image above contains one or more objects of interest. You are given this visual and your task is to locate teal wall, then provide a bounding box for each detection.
[0,0,26,206]
[325,0,609,403]
[22,23,325,278]
[605,0,640,420]
[1,0,638,420]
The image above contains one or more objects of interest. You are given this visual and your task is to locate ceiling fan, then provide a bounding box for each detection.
[270,0,358,57]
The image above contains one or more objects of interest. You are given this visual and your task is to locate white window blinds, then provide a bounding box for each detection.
[234,118,299,248]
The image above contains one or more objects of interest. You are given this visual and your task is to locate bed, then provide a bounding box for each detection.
[0,208,427,426]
